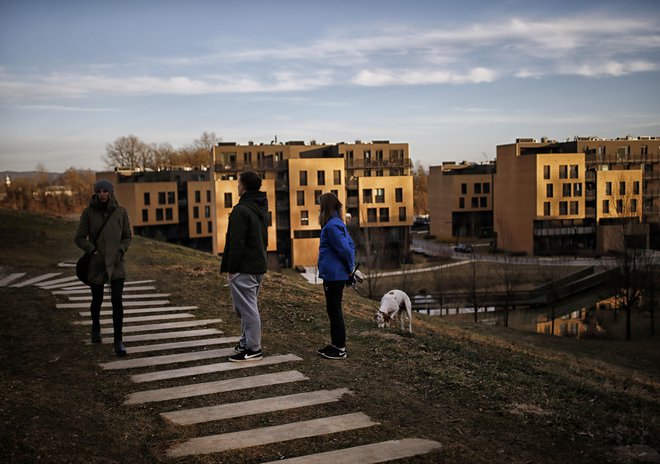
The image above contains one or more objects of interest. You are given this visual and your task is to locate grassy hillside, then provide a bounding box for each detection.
[1,208,659,463]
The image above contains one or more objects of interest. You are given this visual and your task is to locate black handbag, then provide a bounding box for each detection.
[76,211,114,285]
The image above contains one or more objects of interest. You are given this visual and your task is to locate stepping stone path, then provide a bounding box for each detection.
[2,269,442,462]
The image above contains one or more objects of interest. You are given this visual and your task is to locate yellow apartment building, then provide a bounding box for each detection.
[428,162,495,242]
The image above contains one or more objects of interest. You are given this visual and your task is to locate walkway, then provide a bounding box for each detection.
[2,268,441,462]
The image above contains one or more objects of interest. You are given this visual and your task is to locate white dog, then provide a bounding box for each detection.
[375,289,413,334]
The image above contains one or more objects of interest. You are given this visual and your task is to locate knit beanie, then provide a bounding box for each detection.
[94,178,114,195]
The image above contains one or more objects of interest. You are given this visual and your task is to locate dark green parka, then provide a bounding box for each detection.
[220,190,268,274]
[74,195,132,285]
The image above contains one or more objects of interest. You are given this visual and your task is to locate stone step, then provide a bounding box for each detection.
[95,328,222,345]
[261,438,443,464]
[57,300,170,309]
[35,275,80,288]
[162,388,351,425]
[79,306,198,317]
[53,286,157,295]
[125,370,308,404]
[11,273,61,287]
[75,313,194,326]
[100,347,235,370]
[126,336,240,354]
[56,279,157,291]
[100,319,222,335]
[166,412,378,457]
[67,293,171,301]
[132,353,302,383]
[0,273,26,286]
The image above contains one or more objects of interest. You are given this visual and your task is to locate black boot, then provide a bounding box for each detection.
[91,327,102,343]
[114,341,127,357]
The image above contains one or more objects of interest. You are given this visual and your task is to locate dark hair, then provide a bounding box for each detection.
[239,171,262,191]
[318,192,343,227]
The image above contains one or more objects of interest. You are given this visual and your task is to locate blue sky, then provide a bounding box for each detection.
[1,0,659,172]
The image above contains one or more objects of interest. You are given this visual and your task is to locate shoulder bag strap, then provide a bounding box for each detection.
[91,209,115,247]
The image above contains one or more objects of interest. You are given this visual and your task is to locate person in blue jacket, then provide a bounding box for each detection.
[316,192,355,359]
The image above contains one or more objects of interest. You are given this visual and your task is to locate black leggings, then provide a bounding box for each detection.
[90,279,125,342]
[323,280,346,348]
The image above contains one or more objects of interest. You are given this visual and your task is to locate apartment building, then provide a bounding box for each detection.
[210,139,414,268]
[428,162,495,241]
[494,137,653,255]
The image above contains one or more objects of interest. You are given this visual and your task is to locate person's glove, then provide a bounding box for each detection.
[345,273,356,287]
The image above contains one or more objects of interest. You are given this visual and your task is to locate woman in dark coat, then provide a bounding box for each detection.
[75,179,132,356]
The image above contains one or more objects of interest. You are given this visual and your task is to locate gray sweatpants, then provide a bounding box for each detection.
[228,273,264,351]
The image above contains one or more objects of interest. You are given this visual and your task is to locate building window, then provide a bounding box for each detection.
[193,206,199,219]
[480,197,487,208]
[206,190,211,202]
[559,165,568,179]
[605,182,612,195]
[633,181,640,195]
[570,165,579,179]
[376,169,383,177]
[395,188,403,202]
[300,171,308,186]
[375,188,385,203]
[297,191,305,206]
[399,207,406,221]
[570,201,578,215]
[364,169,371,177]
[315,190,322,205]
[196,222,202,234]
[363,189,373,203]
[573,183,582,197]
[166,208,173,220]
[543,165,550,179]
[562,183,572,197]
[367,208,377,223]
[142,209,149,222]
[461,183,467,194]
[559,201,568,215]
[194,190,201,203]
[471,197,478,208]
[459,197,465,209]
[158,192,166,205]
[208,221,213,233]
[474,183,482,194]
[167,192,175,204]
[546,184,553,198]
[300,210,309,226]
[317,170,325,186]
[143,192,150,205]
[631,199,638,213]
[333,170,341,185]
[543,202,551,216]
[616,199,623,213]
[619,181,626,195]
[379,208,389,222]
[331,189,338,197]
[224,192,232,208]
[483,183,490,194]
[204,205,210,218]
[603,200,610,214]
[156,208,164,221]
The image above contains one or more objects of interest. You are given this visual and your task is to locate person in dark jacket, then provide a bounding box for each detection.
[74,179,132,356]
[316,192,355,360]
[220,171,269,362]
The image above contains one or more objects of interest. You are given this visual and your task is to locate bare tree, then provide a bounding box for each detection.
[104,135,153,169]
[412,160,428,216]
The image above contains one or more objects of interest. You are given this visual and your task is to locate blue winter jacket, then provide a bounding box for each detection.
[318,214,355,281]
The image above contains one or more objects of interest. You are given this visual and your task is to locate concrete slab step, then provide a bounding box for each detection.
[95,328,222,345]
[162,388,351,425]
[100,347,236,370]
[125,370,308,404]
[126,336,241,354]
[35,275,80,288]
[261,438,443,464]
[56,279,157,292]
[57,300,170,309]
[67,293,171,301]
[0,273,26,286]
[132,353,302,383]
[166,412,378,457]
[78,306,198,317]
[53,286,157,295]
[100,319,222,335]
[11,273,61,287]
[74,313,194,325]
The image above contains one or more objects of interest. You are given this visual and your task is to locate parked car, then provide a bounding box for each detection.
[453,243,473,253]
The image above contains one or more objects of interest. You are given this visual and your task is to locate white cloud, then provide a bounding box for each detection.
[352,67,496,86]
